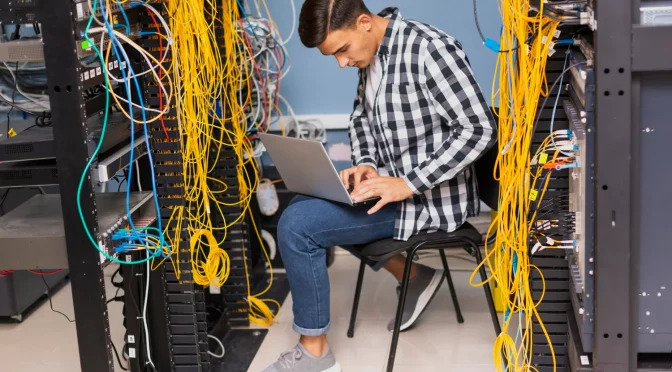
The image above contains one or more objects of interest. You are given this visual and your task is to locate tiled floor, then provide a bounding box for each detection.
[248,251,499,372]
[0,265,127,372]
[0,250,499,372]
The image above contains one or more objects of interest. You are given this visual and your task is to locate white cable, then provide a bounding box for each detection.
[0,63,45,71]
[278,94,299,137]
[90,28,172,100]
[143,251,156,368]
[207,335,226,358]
[87,28,173,117]
[0,89,46,112]
[135,160,142,192]
[260,229,277,260]
[141,3,174,43]
[86,0,107,27]
[253,0,262,17]
[1,62,51,109]
[278,0,296,45]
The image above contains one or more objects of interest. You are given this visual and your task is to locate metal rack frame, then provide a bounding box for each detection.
[574,1,672,371]
[36,2,116,371]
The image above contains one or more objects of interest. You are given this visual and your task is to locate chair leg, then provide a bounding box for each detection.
[439,250,464,324]
[386,247,416,372]
[470,241,502,336]
[347,260,367,338]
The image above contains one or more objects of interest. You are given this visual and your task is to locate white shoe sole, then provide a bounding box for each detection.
[321,362,342,372]
[398,270,445,331]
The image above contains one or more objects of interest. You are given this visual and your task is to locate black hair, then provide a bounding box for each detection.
[298,0,372,48]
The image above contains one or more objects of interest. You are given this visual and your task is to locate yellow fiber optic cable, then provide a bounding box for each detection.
[470,1,561,371]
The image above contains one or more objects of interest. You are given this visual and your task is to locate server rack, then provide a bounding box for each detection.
[560,1,672,371]
[0,1,208,371]
[142,10,213,371]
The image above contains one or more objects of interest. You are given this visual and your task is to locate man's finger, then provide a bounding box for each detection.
[360,176,389,186]
[352,186,380,202]
[367,197,388,215]
[353,168,365,188]
[341,168,353,186]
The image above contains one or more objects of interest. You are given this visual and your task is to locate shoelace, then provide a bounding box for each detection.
[278,347,303,369]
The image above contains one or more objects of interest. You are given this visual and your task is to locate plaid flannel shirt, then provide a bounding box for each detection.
[348,8,497,241]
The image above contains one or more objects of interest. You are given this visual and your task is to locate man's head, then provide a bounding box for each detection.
[298,0,382,69]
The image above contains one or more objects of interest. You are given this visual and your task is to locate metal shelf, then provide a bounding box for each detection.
[0,191,155,270]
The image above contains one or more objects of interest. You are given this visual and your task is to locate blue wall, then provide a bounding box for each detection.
[266,0,502,115]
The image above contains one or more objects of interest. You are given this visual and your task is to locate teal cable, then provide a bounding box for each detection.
[76,0,155,265]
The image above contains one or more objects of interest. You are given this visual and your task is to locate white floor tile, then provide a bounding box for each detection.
[0,265,127,372]
[249,254,499,372]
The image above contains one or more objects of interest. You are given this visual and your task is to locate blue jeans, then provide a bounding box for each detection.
[278,195,397,336]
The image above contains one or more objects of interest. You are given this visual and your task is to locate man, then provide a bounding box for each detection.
[263,1,496,371]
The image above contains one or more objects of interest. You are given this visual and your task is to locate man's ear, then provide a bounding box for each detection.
[356,13,373,32]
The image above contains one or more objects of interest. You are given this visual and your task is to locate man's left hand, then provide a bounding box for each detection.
[350,176,414,214]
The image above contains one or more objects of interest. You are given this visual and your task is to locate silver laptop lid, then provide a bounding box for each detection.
[258,133,353,205]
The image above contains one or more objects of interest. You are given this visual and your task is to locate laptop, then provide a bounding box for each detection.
[258,133,379,206]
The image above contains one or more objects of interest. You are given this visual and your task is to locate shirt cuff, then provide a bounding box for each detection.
[355,157,378,170]
[402,167,433,195]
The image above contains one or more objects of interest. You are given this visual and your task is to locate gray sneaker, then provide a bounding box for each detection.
[262,343,342,372]
[387,264,445,332]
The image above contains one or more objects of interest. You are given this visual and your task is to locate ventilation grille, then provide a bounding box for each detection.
[8,43,44,60]
[4,144,35,155]
[0,170,32,181]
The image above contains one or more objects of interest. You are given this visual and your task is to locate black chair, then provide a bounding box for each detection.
[346,142,502,372]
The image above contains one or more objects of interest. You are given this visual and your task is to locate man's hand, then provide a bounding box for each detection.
[351,176,414,214]
[339,165,378,189]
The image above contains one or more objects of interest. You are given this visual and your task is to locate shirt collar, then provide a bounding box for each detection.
[377,7,402,56]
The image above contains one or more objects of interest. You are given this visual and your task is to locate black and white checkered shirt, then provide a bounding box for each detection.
[349,7,497,241]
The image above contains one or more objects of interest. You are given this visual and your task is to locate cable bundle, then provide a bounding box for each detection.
[160,0,232,287]
[237,2,291,139]
[159,0,281,327]
[469,2,561,371]
[76,0,173,267]
[0,61,49,114]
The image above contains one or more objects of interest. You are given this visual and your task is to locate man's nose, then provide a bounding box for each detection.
[337,56,349,68]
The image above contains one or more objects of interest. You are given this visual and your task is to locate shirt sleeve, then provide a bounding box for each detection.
[402,38,497,195]
[348,69,379,169]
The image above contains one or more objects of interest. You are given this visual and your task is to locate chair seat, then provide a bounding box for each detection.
[358,222,482,262]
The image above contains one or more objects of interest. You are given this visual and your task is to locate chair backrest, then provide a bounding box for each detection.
[474,108,499,212]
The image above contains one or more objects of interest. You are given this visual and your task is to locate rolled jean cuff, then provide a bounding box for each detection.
[293,321,331,336]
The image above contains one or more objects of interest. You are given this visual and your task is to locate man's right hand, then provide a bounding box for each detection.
[339,165,378,190]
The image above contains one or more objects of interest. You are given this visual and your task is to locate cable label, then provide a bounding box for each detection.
[529,189,539,201]
[580,355,589,365]
[539,153,548,164]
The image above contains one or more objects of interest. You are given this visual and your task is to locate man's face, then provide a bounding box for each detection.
[317,15,377,69]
